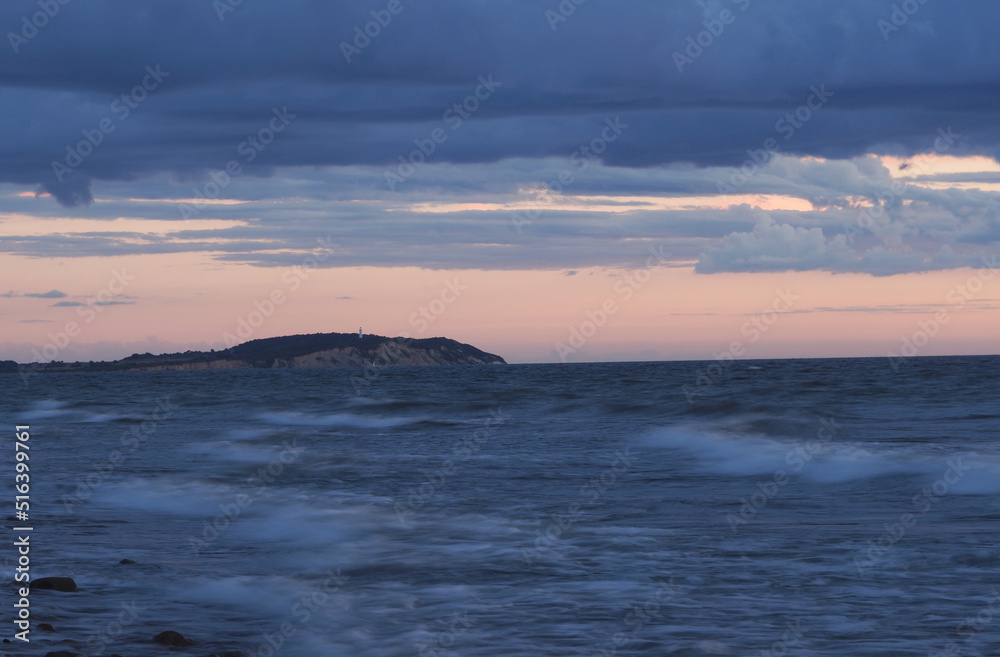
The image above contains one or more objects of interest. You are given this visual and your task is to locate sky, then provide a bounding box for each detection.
[1,0,999,364]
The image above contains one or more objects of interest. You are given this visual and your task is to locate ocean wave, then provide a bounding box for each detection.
[89,478,230,516]
[639,424,1000,487]
[258,411,420,429]
[18,398,73,421]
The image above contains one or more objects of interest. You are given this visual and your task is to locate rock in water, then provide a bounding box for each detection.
[154,630,195,646]
[32,577,78,592]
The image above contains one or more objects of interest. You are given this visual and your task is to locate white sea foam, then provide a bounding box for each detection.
[81,412,121,423]
[944,458,1000,494]
[20,398,72,420]
[10,357,999,657]
[94,478,231,515]
[221,428,276,440]
[259,411,417,428]
[640,425,993,484]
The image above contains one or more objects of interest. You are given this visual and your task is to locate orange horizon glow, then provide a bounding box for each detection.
[2,152,999,363]
[1,251,997,364]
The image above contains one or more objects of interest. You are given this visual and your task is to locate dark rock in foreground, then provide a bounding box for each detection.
[32,577,78,592]
[154,630,195,646]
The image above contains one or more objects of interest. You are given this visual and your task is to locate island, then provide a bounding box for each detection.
[0,332,506,373]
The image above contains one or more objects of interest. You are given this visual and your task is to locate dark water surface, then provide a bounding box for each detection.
[2,356,999,656]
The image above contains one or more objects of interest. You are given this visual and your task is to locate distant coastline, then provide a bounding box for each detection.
[0,332,506,374]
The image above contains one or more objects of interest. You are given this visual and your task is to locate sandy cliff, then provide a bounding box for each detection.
[4,333,505,374]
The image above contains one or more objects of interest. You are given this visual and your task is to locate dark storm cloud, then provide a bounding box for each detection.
[2,0,999,207]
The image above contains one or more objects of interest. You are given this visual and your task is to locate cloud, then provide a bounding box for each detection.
[0,2,997,277]
[696,216,855,273]
[40,177,94,207]
[0,150,996,275]
[695,216,991,276]
[49,300,135,307]
[1,289,68,298]
[786,299,1000,314]
[1,1,999,208]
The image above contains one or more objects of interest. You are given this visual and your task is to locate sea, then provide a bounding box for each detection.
[2,355,999,657]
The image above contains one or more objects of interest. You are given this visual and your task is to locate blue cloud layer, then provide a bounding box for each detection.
[1,0,998,275]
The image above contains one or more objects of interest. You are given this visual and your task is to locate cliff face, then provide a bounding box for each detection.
[282,340,502,368]
[7,333,505,373]
[123,359,247,372]
[126,343,466,371]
